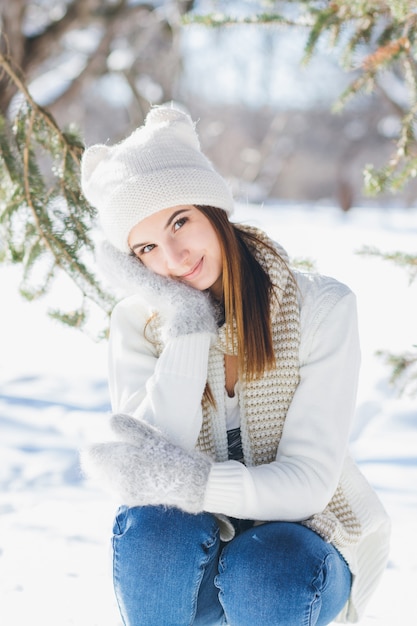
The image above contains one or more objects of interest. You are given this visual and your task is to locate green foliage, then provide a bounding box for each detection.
[291,256,317,272]
[0,56,115,336]
[187,0,417,196]
[376,347,417,396]
[357,245,417,283]
[358,244,417,395]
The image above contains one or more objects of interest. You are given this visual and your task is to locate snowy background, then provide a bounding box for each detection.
[1,202,417,625]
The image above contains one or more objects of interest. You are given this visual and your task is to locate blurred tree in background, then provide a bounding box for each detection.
[192,0,417,197]
[0,0,416,389]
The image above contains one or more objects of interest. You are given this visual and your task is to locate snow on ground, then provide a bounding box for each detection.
[1,203,416,625]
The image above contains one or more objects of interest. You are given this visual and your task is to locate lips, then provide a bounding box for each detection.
[181,258,203,280]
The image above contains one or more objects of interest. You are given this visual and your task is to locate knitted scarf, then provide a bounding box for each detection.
[196,226,301,467]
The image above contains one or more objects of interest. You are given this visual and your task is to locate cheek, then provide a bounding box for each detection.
[211,236,223,270]
[141,254,167,276]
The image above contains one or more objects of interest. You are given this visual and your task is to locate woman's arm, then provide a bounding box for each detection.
[108,295,212,450]
[204,282,361,521]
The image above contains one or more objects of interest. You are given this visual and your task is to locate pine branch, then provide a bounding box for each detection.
[0,53,115,337]
[303,4,340,64]
[0,52,82,166]
[357,242,417,395]
[357,245,417,284]
[376,347,417,396]
[308,2,417,195]
[182,12,297,28]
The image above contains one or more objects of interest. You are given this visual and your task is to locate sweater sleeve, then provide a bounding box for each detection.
[108,295,212,451]
[204,281,361,521]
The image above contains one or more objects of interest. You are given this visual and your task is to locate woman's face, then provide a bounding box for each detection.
[128,205,223,298]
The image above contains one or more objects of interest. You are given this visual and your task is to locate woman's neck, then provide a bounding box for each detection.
[224,354,238,397]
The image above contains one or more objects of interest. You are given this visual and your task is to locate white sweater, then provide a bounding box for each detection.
[107,270,390,622]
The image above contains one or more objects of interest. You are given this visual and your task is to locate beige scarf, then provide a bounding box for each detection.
[196,226,301,467]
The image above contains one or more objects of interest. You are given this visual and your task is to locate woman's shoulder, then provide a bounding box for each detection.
[293,270,357,347]
[294,269,353,306]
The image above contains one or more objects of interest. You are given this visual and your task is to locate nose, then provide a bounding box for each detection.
[164,241,189,272]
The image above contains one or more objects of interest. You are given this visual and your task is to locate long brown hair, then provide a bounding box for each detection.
[195,205,287,381]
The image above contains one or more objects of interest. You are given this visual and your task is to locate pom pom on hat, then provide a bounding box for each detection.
[81,104,234,253]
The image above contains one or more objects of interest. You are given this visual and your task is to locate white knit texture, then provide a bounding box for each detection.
[81,105,234,252]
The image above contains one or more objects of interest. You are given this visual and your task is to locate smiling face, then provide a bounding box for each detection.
[128,205,224,298]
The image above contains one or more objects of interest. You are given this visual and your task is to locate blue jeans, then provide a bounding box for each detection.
[112,506,351,626]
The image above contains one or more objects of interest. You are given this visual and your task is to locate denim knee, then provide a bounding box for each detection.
[113,505,221,553]
[215,521,351,626]
[112,506,223,626]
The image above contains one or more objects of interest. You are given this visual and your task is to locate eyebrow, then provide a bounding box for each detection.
[165,208,191,228]
[131,208,191,251]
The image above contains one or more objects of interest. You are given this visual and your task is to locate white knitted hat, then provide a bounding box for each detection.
[81,105,234,252]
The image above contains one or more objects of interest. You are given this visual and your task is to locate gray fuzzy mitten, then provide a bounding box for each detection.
[98,240,221,341]
[80,414,212,514]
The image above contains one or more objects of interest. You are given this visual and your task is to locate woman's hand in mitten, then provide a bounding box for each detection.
[98,240,221,341]
[80,414,212,514]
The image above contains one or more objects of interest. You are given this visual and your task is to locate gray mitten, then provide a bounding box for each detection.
[80,414,212,514]
[98,240,221,340]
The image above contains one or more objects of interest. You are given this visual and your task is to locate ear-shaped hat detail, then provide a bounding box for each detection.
[80,104,233,253]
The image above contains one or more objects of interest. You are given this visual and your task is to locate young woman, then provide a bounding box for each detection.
[80,105,390,626]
